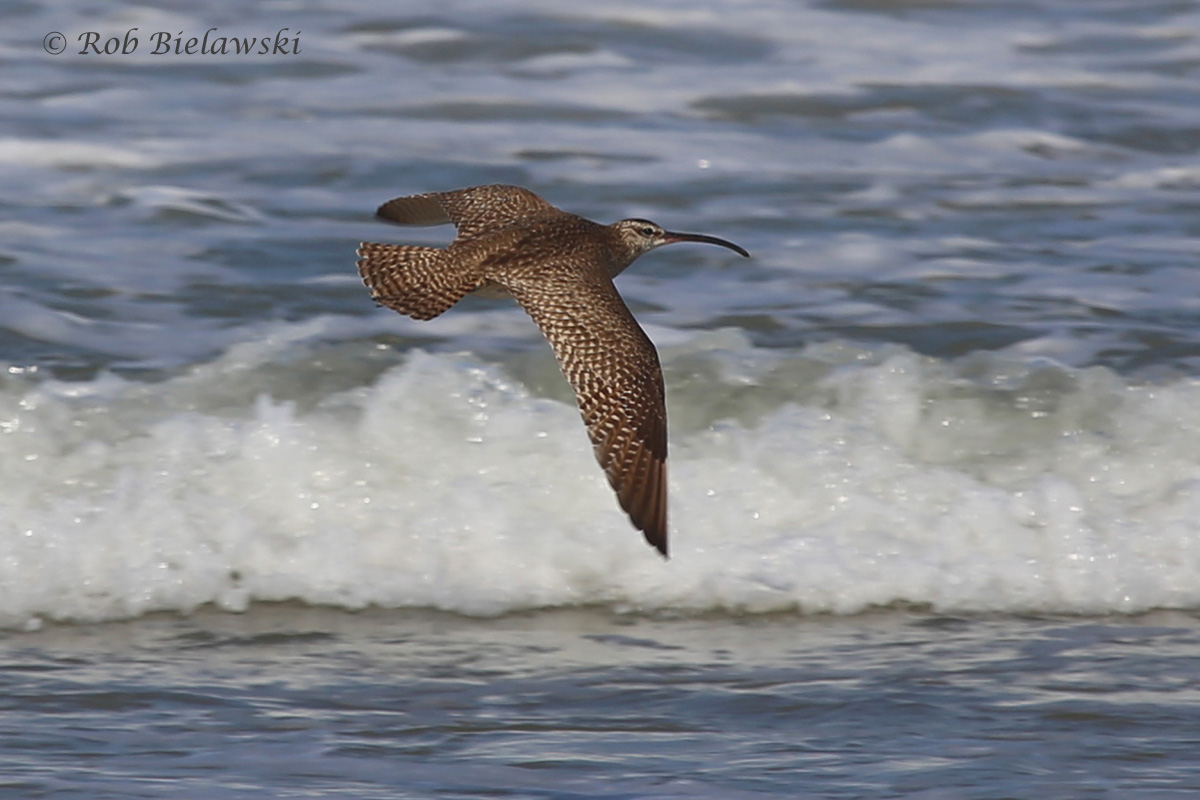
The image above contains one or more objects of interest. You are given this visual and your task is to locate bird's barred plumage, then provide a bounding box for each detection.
[357,184,748,557]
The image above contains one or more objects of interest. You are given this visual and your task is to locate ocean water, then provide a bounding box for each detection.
[4,0,1200,796]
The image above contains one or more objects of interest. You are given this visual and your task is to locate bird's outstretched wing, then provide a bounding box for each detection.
[376,184,562,241]
[504,273,668,556]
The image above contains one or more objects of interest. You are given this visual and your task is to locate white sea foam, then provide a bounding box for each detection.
[3,330,1200,628]
[0,138,160,169]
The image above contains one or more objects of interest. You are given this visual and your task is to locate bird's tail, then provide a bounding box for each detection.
[356,243,480,320]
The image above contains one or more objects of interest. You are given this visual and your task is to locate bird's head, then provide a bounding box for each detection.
[608,218,749,267]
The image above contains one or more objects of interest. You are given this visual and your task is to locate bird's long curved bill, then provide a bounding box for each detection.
[663,231,750,258]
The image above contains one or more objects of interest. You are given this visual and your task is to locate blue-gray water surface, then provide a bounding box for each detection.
[5,608,1200,799]
[5,0,1200,796]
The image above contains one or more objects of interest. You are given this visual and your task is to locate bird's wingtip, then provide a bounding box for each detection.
[375,195,454,227]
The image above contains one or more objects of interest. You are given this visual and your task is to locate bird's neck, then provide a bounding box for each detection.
[601,229,643,279]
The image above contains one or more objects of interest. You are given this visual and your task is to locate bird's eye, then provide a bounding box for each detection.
[640,226,656,237]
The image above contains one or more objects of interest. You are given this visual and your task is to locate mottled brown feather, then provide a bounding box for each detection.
[377,185,562,241]
[356,242,479,320]
[375,195,453,227]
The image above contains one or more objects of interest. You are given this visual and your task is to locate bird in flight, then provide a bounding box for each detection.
[357,184,749,557]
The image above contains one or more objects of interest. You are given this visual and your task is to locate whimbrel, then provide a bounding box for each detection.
[356,184,749,557]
